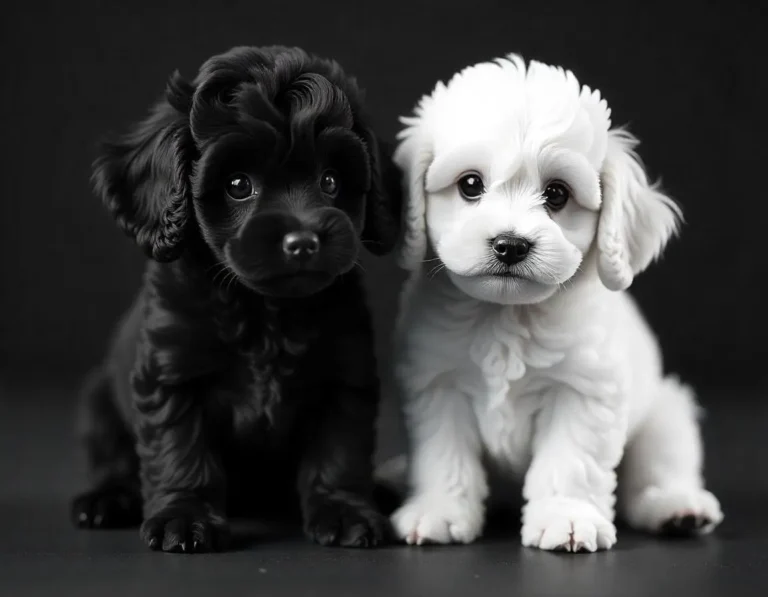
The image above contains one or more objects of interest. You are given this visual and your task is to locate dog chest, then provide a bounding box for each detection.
[472,376,539,472]
[462,304,620,470]
[214,348,307,442]
[462,306,564,470]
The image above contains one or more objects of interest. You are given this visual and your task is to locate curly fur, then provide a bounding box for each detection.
[72,46,400,553]
[383,54,722,552]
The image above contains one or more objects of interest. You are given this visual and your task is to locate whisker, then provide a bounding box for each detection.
[427,263,446,279]
[207,259,229,272]
[209,261,232,287]
[206,259,226,273]
[224,270,238,294]
[213,269,229,287]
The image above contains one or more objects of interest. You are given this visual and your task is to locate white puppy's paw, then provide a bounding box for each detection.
[522,496,617,552]
[391,494,484,545]
[624,486,723,535]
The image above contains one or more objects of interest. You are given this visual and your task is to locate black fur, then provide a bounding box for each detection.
[71,46,400,553]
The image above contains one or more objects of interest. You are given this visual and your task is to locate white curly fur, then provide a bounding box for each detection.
[386,54,722,552]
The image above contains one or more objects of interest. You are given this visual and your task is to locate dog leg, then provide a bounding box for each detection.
[521,386,625,552]
[619,377,723,536]
[297,383,390,548]
[71,369,142,529]
[134,384,229,553]
[390,383,487,545]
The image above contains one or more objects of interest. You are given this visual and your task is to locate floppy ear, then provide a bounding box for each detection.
[393,123,432,272]
[597,129,683,291]
[357,129,402,256]
[92,72,195,262]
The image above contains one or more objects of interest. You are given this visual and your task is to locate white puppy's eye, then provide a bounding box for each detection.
[542,181,570,211]
[457,173,485,201]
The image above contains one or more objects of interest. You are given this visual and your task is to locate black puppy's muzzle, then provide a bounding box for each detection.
[225,207,358,297]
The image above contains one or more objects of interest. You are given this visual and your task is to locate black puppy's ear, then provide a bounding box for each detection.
[92,72,196,262]
[358,130,402,256]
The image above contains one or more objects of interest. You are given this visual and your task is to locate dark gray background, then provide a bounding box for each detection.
[1,0,766,388]
[1,0,767,595]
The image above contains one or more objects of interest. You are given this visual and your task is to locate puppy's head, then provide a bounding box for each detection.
[396,54,681,304]
[93,46,400,298]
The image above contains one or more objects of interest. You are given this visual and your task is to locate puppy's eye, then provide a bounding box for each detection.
[458,173,485,201]
[225,173,256,201]
[543,181,570,211]
[320,170,340,197]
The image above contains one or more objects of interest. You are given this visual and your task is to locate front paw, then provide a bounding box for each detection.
[140,504,229,553]
[392,494,484,545]
[522,496,616,553]
[304,496,389,548]
[72,485,142,529]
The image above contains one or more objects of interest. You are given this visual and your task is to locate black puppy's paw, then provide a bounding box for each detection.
[140,507,230,553]
[304,498,390,548]
[71,485,142,529]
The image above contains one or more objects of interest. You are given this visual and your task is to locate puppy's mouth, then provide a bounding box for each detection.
[243,270,336,298]
[446,265,560,306]
[473,264,534,282]
[488,270,530,280]
[437,262,537,283]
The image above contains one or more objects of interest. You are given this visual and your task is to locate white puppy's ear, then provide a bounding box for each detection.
[394,120,433,272]
[597,129,683,291]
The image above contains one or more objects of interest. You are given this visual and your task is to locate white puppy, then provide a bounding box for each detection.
[387,54,722,552]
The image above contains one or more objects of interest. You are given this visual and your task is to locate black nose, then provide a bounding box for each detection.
[492,234,531,265]
[282,231,320,261]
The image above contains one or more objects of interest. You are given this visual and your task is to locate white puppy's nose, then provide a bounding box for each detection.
[492,234,530,265]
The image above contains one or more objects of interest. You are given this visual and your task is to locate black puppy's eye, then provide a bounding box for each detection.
[458,173,485,201]
[543,181,570,211]
[320,170,340,197]
[225,173,255,201]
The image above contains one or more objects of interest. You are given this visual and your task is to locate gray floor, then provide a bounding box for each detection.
[2,376,768,597]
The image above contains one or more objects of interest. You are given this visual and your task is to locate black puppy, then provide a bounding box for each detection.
[71,46,400,553]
